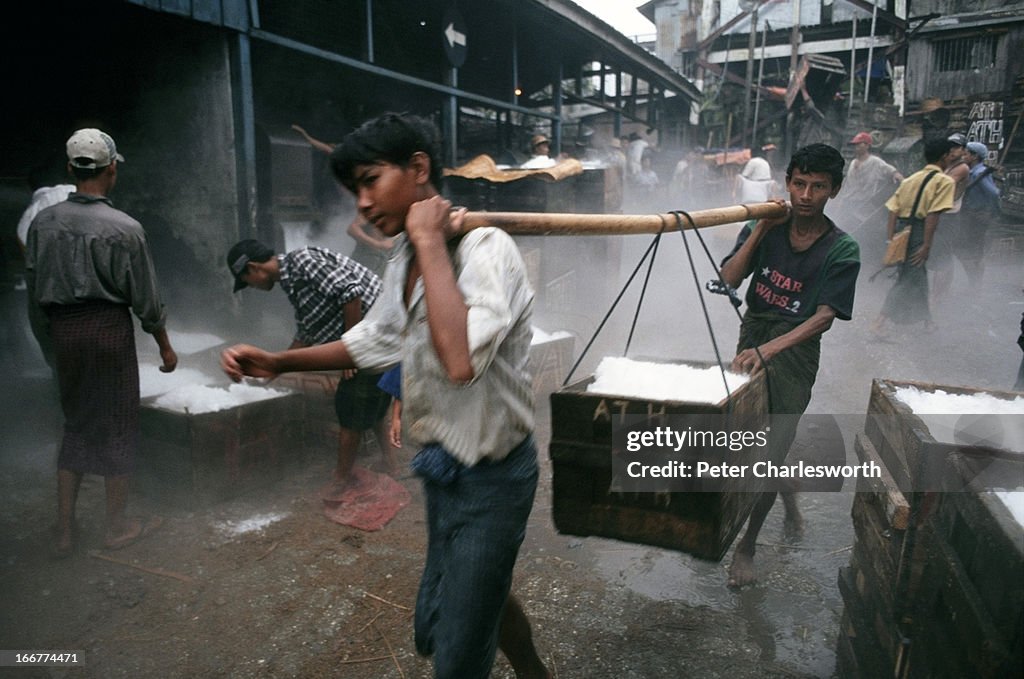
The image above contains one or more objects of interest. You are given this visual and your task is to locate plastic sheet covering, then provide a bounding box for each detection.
[444,154,584,183]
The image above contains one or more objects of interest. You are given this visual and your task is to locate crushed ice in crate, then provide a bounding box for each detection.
[153,382,290,414]
[893,386,1024,452]
[586,356,748,403]
[139,363,217,398]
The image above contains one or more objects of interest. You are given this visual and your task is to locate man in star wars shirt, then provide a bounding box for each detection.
[719,143,860,587]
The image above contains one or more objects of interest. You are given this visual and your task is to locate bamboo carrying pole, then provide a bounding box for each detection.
[458,201,787,236]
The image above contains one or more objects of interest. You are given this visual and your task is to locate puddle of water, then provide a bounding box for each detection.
[567,487,855,677]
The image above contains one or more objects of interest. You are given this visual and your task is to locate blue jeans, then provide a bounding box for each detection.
[413,436,538,679]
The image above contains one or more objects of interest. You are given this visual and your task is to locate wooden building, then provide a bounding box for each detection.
[1,0,699,327]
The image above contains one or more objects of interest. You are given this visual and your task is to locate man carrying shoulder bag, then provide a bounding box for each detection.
[869,137,958,337]
[876,169,936,270]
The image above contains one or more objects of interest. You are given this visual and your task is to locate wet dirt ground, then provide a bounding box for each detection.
[1,249,1020,678]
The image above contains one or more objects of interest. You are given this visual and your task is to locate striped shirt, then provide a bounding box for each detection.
[278,247,381,346]
[342,228,535,466]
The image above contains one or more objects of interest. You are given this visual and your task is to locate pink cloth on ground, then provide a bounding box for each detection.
[321,466,411,531]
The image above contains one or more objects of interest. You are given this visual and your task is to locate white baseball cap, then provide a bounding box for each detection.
[66,128,125,169]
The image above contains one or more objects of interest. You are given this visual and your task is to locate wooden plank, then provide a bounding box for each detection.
[855,433,911,530]
[221,0,249,30]
[913,525,1020,679]
[850,496,901,598]
[160,0,190,16]
[192,0,222,24]
[837,565,901,677]
[833,621,860,679]
[937,456,1024,645]
[863,387,913,492]
[847,542,901,637]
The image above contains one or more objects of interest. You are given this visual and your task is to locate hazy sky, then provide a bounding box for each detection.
[572,0,654,38]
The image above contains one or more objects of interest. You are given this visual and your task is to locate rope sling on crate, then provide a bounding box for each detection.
[555,207,775,415]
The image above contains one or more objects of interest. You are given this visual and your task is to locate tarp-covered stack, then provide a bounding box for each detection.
[443,154,620,214]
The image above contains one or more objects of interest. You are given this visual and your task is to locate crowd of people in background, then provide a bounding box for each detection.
[601,128,1006,351]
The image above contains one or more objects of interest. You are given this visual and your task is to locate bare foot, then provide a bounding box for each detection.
[320,471,371,503]
[51,531,74,560]
[783,515,805,540]
[320,478,354,502]
[727,550,757,588]
[781,493,804,539]
[103,515,163,551]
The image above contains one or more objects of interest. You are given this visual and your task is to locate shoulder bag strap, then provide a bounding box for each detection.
[964,165,996,194]
[869,171,935,282]
[906,170,938,221]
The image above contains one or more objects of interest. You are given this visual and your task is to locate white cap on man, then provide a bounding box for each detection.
[66,128,125,169]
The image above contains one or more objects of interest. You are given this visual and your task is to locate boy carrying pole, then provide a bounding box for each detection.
[222,113,549,679]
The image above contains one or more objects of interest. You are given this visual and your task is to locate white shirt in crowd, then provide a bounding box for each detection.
[17,184,75,247]
[342,228,535,466]
[736,157,776,202]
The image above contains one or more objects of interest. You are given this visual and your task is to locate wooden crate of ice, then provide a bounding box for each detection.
[865,378,1024,494]
[137,386,304,508]
[905,452,1024,678]
[839,436,913,630]
[549,358,768,561]
[273,371,343,452]
[842,380,1024,678]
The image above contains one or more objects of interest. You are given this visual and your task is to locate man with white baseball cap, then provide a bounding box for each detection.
[66,128,125,169]
[24,128,176,558]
